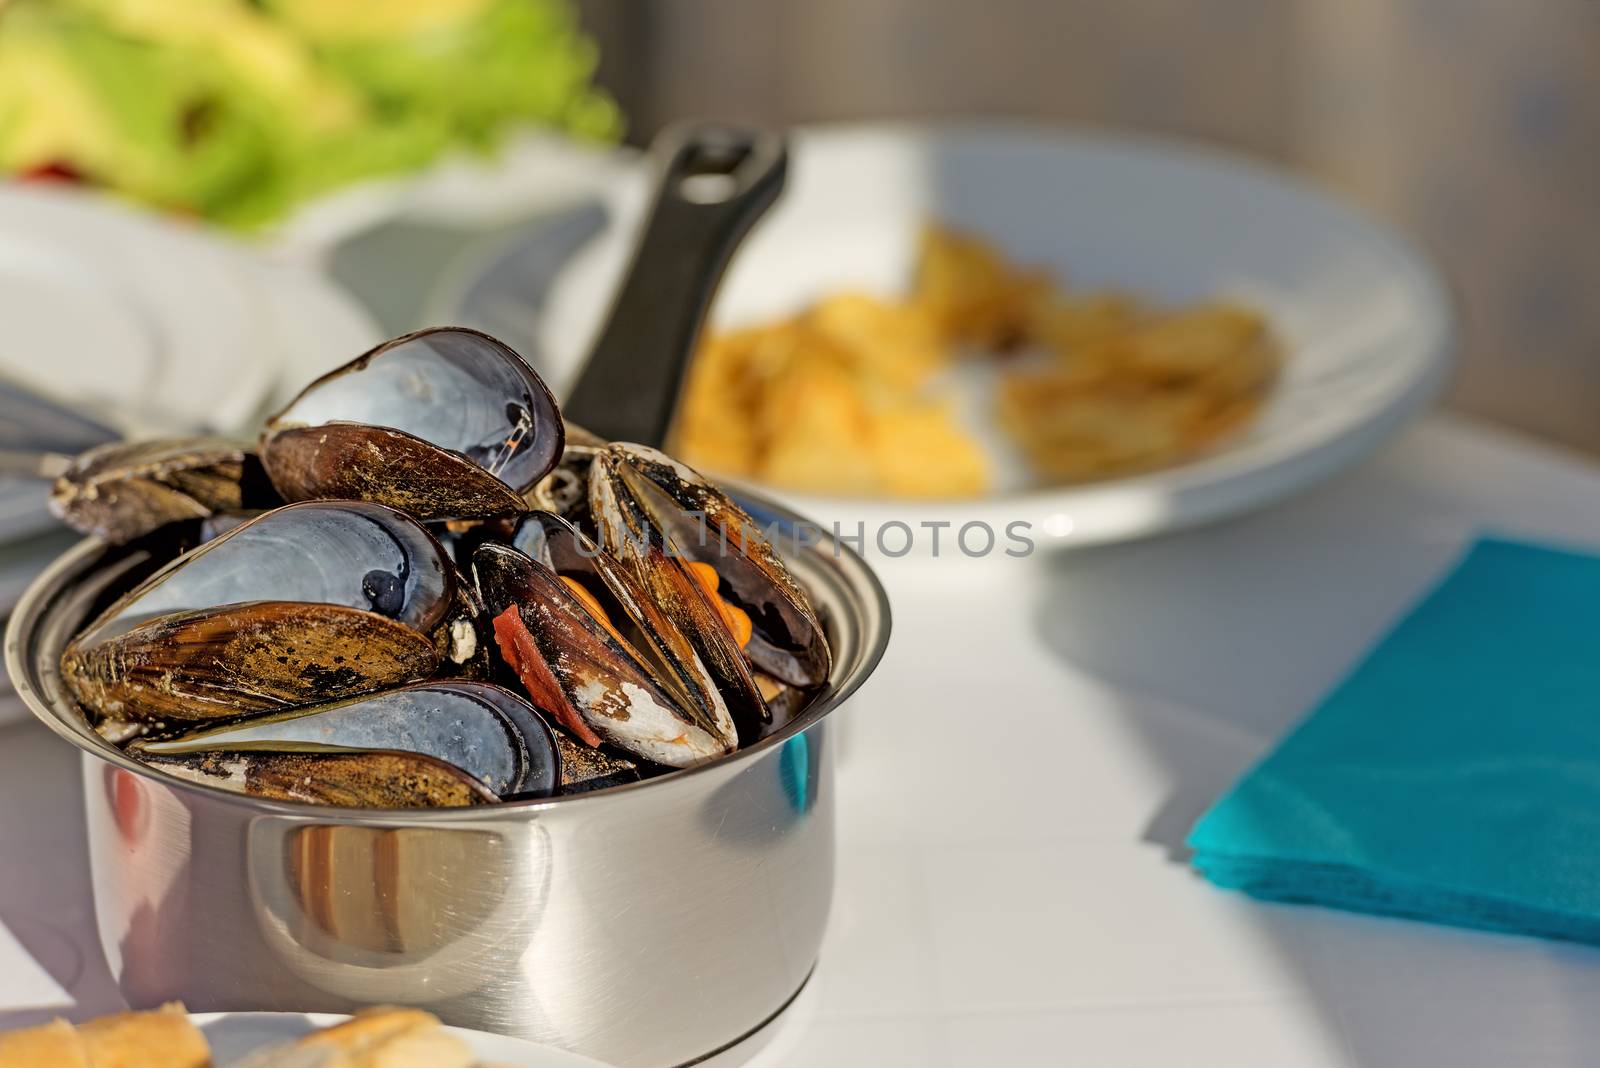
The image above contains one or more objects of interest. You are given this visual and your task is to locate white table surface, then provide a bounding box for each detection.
[7,413,1600,1066]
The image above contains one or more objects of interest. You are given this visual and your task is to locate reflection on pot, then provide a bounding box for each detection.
[89,764,193,1007]
[248,818,550,1004]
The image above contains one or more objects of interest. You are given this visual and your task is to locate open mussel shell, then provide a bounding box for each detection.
[260,327,563,521]
[586,447,770,740]
[754,671,809,735]
[591,443,831,691]
[527,427,606,525]
[132,681,560,799]
[62,501,457,726]
[76,500,455,640]
[554,730,649,794]
[142,748,498,808]
[473,534,737,768]
[65,601,439,730]
[49,437,279,545]
[511,510,739,743]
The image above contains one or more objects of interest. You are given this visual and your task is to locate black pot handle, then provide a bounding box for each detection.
[562,123,788,447]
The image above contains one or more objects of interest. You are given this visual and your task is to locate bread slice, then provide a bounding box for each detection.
[242,1008,474,1068]
[0,1005,209,1068]
[297,1008,436,1054]
[76,1003,210,1068]
[0,1019,91,1068]
[352,1027,475,1068]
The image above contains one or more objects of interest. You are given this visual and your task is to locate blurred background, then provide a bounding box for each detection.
[579,0,1600,455]
[3,0,1595,452]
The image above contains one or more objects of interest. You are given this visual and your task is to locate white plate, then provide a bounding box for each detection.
[194,1011,616,1068]
[243,259,385,410]
[0,186,380,546]
[459,122,1453,556]
[0,186,278,434]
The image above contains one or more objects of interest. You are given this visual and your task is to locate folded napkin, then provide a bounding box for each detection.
[1189,537,1600,944]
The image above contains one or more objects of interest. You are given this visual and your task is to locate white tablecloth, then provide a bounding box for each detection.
[7,414,1600,1066]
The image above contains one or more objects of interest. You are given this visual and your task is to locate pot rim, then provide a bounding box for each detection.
[4,492,892,822]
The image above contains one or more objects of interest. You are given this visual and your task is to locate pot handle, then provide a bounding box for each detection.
[562,123,788,447]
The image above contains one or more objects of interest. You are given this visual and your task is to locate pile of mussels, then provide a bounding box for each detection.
[49,328,831,808]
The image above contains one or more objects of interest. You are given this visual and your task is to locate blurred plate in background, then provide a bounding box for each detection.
[0,187,275,434]
[443,122,1453,557]
[0,187,381,545]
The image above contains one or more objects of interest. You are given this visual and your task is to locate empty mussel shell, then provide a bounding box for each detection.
[77,500,455,640]
[553,730,649,794]
[132,681,560,798]
[62,501,457,725]
[143,748,497,808]
[49,437,279,545]
[260,327,564,521]
[473,535,737,768]
[591,443,831,691]
[755,671,809,736]
[197,510,262,543]
[528,441,600,527]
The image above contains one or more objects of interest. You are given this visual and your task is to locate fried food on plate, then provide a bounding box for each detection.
[677,294,987,498]
[913,222,1050,350]
[1001,302,1280,480]
[676,222,1282,498]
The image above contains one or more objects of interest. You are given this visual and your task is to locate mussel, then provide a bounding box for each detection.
[61,501,462,730]
[527,424,607,525]
[589,443,831,739]
[473,515,738,768]
[554,731,647,794]
[47,321,838,807]
[132,681,561,799]
[143,749,498,808]
[593,444,829,686]
[259,327,564,521]
[49,437,279,544]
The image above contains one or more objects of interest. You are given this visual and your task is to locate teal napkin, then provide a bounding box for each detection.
[1189,537,1600,943]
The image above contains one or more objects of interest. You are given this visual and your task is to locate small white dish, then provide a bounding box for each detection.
[194,1011,616,1068]
[0,187,380,547]
[459,122,1454,557]
[243,258,385,409]
[0,186,278,434]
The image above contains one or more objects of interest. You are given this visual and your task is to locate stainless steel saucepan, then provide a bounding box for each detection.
[2,124,892,1067]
